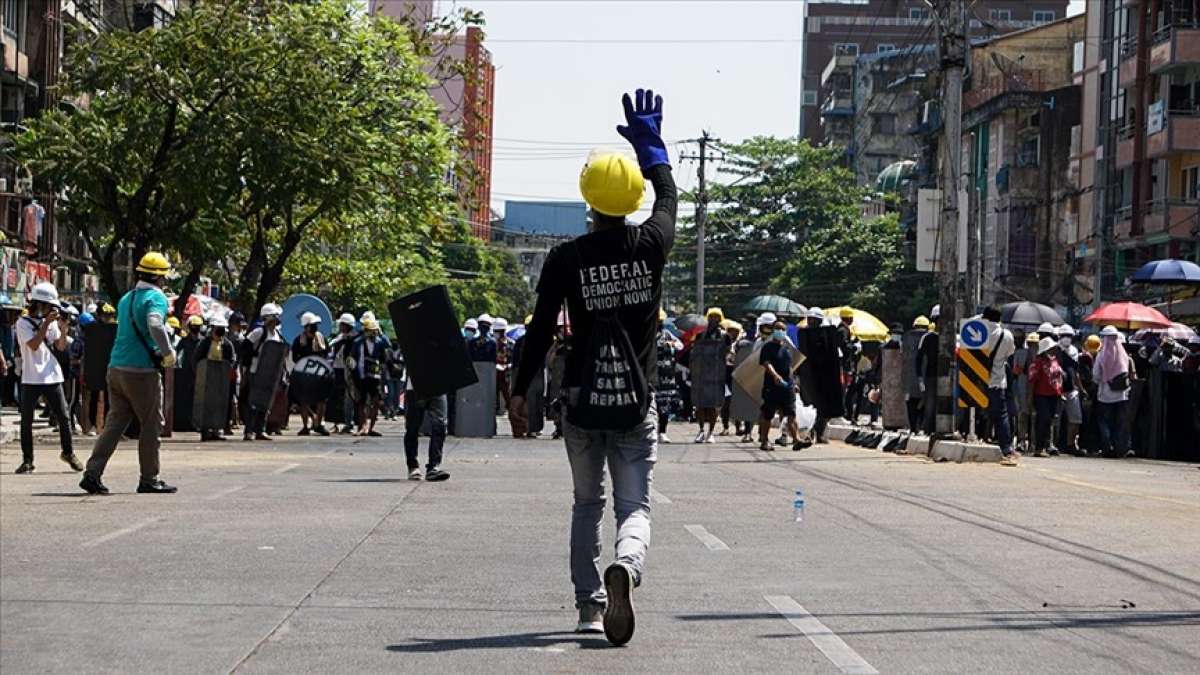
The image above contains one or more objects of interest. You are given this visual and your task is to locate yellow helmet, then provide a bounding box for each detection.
[135,251,171,276]
[912,315,930,329]
[524,314,533,325]
[1084,334,1101,353]
[166,316,181,329]
[187,315,204,327]
[100,303,115,314]
[579,151,644,217]
[839,307,855,319]
[706,307,724,321]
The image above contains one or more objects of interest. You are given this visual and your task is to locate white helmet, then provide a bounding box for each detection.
[29,282,60,308]
[1055,324,1076,337]
[755,312,778,328]
[477,313,494,325]
[209,314,229,328]
[464,318,479,330]
[85,302,98,314]
[260,303,283,318]
[930,304,941,320]
[337,313,356,327]
[1037,322,1056,335]
[807,307,825,320]
[1037,336,1057,355]
[63,304,80,316]
[300,311,322,327]
[360,310,376,323]
[493,317,509,331]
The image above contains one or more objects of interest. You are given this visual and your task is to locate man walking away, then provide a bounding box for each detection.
[16,282,83,474]
[980,306,1018,465]
[509,88,675,647]
[80,253,178,494]
[402,369,450,482]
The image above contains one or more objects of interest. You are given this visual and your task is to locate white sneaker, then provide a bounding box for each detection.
[704,431,716,444]
[659,433,673,444]
[693,430,707,444]
[408,469,422,481]
[576,604,604,634]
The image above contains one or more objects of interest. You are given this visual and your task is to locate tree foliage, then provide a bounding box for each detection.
[672,137,865,314]
[15,0,464,317]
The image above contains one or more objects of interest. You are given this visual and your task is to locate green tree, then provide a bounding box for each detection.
[771,212,934,324]
[672,137,866,314]
[15,0,461,317]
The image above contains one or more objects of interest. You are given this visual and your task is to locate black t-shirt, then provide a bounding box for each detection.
[1058,352,1077,393]
[759,340,792,394]
[512,164,677,399]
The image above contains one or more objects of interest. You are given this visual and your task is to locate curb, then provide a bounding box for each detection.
[826,424,1002,463]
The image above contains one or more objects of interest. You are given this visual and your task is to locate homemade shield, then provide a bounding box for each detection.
[729,341,760,422]
[901,329,925,399]
[247,340,288,411]
[387,285,478,399]
[173,337,201,431]
[192,359,231,430]
[324,369,351,425]
[291,355,334,406]
[454,362,497,437]
[732,342,803,409]
[689,337,727,409]
[82,323,117,391]
[880,345,906,430]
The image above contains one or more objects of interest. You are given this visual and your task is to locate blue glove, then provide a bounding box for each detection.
[617,88,669,170]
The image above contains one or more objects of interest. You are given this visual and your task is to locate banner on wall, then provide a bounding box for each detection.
[1,247,21,291]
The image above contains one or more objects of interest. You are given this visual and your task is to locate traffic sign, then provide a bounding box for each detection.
[960,319,989,349]
[957,348,994,409]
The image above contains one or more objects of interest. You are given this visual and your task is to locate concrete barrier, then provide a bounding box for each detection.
[827,423,1001,463]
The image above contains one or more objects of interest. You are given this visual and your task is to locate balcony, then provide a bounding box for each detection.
[820,95,854,118]
[1113,104,1200,169]
[821,54,856,89]
[1112,199,1200,241]
[963,69,1054,111]
[1119,18,1200,87]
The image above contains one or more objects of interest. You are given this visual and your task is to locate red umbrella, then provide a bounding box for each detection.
[680,325,706,347]
[1083,301,1171,329]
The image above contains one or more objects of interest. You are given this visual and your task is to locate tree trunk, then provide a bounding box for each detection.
[174,261,204,319]
[235,218,267,315]
[252,224,306,318]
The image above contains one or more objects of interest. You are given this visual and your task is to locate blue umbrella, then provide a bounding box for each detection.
[1131,259,1200,285]
[507,325,526,341]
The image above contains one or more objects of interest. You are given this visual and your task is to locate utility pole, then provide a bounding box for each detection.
[934,0,965,437]
[680,131,717,311]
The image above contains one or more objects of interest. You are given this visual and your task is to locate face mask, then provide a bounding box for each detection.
[890,333,901,342]
[773,330,787,341]
[1059,337,1071,349]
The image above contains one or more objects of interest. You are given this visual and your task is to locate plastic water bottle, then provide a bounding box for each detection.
[793,489,806,524]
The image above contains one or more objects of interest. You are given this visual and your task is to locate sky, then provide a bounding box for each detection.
[470,0,1087,218]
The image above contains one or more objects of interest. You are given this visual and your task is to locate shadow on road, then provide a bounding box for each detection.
[320,479,410,483]
[387,632,609,653]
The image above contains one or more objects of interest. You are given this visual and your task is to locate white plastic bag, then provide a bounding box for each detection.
[795,400,817,431]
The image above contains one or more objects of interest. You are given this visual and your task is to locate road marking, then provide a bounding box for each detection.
[650,488,672,505]
[684,524,729,551]
[81,518,161,549]
[271,463,300,475]
[205,485,246,500]
[764,595,878,675]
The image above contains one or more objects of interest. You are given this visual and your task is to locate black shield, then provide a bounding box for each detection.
[193,359,231,430]
[387,285,477,399]
[291,356,335,406]
[82,323,117,390]
[247,340,288,411]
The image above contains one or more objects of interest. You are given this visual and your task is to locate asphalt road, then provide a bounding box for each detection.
[2,418,1199,674]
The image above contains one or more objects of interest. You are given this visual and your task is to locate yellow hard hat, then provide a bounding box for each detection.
[721,319,742,333]
[913,315,930,329]
[101,303,115,314]
[166,316,181,329]
[135,251,171,276]
[839,307,855,319]
[579,151,644,217]
[524,314,533,325]
[187,315,204,327]
[1084,334,1101,353]
[706,307,724,320]
[363,318,380,332]
[1026,332,1040,344]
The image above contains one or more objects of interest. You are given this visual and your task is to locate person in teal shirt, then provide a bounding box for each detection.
[80,252,179,495]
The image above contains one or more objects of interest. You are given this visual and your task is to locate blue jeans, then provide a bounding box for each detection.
[562,402,657,609]
[1096,400,1127,456]
[987,387,1014,454]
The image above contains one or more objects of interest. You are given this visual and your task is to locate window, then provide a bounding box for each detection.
[3,0,22,42]
[909,8,931,20]
[877,44,897,53]
[834,43,859,57]
[1033,10,1056,23]
[874,113,896,135]
[803,90,818,106]
[1184,166,1200,202]
[990,9,1013,21]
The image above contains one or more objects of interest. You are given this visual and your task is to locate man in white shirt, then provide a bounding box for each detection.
[979,305,1017,464]
[16,282,83,474]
